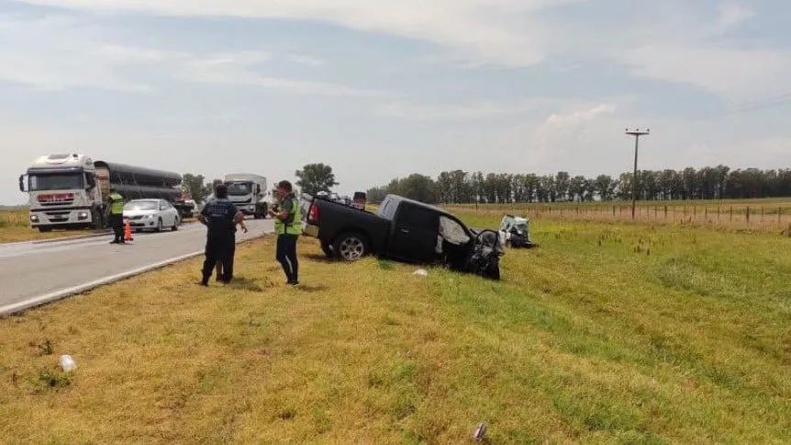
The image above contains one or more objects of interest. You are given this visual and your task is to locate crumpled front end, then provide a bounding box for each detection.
[464,229,505,280]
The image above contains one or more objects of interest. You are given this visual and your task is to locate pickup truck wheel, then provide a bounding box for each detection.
[320,241,334,257]
[334,233,368,261]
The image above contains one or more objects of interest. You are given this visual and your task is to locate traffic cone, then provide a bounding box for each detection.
[124,219,134,242]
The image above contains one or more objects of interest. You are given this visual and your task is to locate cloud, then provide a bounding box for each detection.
[544,104,616,127]
[0,14,382,96]
[17,0,577,67]
[180,52,386,97]
[375,100,535,121]
[716,1,755,32]
[286,54,326,67]
[619,44,791,99]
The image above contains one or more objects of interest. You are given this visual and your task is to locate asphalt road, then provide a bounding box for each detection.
[0,219,273,315]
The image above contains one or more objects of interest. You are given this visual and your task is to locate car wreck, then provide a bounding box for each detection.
[302,194,504,279]
[499,215,536,248]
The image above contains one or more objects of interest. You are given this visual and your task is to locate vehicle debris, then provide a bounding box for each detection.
[58,354,77,373]
[499,215,536,249]
[412,269,429,277]
[473,422,487,441]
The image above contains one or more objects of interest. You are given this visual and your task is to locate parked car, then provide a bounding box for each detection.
[303,194,504,279]
[123,199,181,232]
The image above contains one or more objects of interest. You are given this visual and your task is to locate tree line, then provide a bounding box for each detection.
[367,166,791,204]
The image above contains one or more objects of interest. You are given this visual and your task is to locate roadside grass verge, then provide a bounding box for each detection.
[0,218,789,444]
[0,210,96,244]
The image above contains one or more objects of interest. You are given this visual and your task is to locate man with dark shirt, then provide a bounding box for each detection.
[198,184,246,286]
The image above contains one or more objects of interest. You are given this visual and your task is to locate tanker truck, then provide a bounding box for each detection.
[19,153,186,232]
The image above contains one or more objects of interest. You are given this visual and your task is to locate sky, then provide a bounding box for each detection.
[2,0,790,204]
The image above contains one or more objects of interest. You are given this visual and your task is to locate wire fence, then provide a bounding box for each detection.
[449,202,791,235]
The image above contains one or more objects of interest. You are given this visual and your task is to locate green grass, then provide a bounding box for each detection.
[0,216,789,444]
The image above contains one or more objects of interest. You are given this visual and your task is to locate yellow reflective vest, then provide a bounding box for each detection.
[274,195,301,235]
[109,193,124,215]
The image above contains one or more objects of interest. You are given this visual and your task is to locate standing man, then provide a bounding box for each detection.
[269,180,301,285]
[107,187,125,244]
[204,179,226,282]
[198,184,246,286]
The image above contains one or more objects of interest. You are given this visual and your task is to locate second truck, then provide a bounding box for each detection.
[223,174,269,219]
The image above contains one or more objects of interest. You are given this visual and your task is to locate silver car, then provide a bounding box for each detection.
[123,199,181,232]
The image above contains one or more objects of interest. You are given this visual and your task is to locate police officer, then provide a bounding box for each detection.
[268,180,301,285]
[107,187,125,244]
[198,184,246,286]
[205,179,227,282]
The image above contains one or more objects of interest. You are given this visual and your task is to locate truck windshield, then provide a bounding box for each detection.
[226,182,252,195]
[29,173,83,191]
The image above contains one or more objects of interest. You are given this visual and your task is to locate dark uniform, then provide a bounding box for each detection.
[108,191,125,244]
[200,198,239,285]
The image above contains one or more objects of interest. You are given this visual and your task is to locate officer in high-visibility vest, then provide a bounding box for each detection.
[107,188,125,244]
[268,180,302,285]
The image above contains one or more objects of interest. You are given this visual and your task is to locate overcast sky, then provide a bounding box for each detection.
[2,0,790,204]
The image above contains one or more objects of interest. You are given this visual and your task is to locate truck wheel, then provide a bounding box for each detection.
[91,210,103,230]
[333,233,368,261]
[320,240,334,258]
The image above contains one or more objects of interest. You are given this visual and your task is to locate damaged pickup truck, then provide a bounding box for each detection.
[302,194,504,279]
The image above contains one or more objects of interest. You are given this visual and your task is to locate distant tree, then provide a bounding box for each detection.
[182,173,211,204]
[594,175,616,201]
[295,163,339,196]
[555,171,571,202]
[366,186,388,204]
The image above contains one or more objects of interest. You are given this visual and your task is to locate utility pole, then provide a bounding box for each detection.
[625,128,650,219]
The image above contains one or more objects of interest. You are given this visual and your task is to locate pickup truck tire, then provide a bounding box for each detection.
[333,233,369,261]
[320,240,334,257]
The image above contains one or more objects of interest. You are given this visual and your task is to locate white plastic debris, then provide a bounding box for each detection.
[59,354,77,373]
[473,422,487,441]
[412,269,428,277]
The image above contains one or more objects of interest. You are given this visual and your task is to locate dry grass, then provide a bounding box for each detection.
[0,218,790,444]
[449,198,791,234]
[0,210,95,244]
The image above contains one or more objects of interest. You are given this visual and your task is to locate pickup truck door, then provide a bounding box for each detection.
[388,203,439,262]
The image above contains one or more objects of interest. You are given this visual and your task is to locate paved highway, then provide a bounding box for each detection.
[0,219,273,315]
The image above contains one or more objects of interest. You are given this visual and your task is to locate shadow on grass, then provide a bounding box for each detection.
[303,253,336,264]
[294,283,329,293]
[226,276,266,292]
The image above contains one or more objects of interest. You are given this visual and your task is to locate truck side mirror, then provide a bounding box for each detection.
[18,175,28,192]
[85,174,96,190]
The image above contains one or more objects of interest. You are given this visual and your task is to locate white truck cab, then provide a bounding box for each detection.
[223,173,269,219]
[19,154,104,232]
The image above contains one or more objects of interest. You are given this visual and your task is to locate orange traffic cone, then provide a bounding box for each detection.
[124,219,134,242]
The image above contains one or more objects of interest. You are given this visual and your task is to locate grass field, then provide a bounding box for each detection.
[1,213,790,444]
[0,210,96,244]
[449,197,791,233]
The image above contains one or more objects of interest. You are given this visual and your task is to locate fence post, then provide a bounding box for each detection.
[779,207,783,226]
[761,206,764,222]
[746,206,750,224]
[730,206,733,221]
[613,205,616,217]
[704,207,708,221]
[717,206,721,221]
[664,205,668,219]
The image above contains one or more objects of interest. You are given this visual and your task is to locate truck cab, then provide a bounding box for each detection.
[224,174,269,219]
[19,154,104,232]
